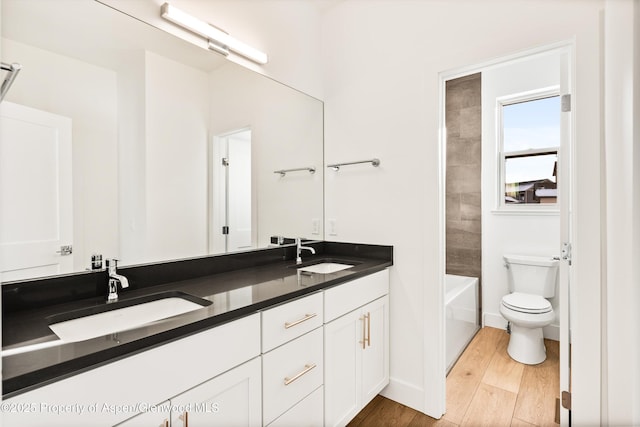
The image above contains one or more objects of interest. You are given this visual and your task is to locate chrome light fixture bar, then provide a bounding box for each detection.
[161,3,268,65]
[1,62,22,103]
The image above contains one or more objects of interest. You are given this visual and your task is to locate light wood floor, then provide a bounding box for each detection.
[348,327,560,427]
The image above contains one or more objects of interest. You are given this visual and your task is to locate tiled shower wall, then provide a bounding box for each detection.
[445,73,482,282]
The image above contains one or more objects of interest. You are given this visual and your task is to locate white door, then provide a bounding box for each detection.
[227,130,253,251]
[0,102,73,282]
[210,128,253,254]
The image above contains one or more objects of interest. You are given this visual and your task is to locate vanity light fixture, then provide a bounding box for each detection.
[160,3,268,65]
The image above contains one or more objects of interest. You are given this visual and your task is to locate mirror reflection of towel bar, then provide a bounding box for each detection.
[327,158,380,171]
[274,167,316,177]
[1,62,22,102]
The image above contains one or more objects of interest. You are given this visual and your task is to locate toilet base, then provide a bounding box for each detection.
[506,323,547,365]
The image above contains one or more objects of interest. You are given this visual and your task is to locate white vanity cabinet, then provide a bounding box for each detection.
[2,313,261,427]
[117,357,262,427]
[3,267,390,427]
[261,292,324,426]
[324,270,390,427]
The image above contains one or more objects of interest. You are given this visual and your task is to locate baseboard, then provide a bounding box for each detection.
[483,312,559,341]
[379,377,426,415]
[483,312,508,330]
[543,323,560,341]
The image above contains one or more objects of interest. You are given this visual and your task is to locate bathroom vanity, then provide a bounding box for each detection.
[1,241,392,426]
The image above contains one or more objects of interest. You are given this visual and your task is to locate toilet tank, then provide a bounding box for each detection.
[503,254,559,297]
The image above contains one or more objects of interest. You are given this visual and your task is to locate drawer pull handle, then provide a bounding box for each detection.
[284,363,317,385]
[366,312,371,347]
[284,313,317,329]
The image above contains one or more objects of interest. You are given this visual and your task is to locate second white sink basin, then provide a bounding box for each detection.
[298,262,354,274]
[49,294,209,342]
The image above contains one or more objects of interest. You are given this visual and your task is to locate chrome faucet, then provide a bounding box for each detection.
[296,238,316,264]
[106,259,129,302]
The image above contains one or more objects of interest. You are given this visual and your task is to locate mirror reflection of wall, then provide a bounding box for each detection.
[0,0,323,281]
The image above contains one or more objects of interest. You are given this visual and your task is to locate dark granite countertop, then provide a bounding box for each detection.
[2,241,392,398]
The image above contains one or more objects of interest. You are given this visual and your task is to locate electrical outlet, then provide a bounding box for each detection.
[312,218,320,235]
[328,219,337,236]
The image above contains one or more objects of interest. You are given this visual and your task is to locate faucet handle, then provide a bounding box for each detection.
[106,258,120,273]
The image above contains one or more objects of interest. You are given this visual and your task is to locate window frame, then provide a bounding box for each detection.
[495,86,561,214]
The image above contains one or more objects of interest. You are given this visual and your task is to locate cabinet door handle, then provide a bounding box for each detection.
[284,313,317,329]
[179,411,189,427]
[359,315,367,349]
[284,363,317,385]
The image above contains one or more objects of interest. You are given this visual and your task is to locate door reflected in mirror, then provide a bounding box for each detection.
[0,0,323,281]
[211,128,254,254]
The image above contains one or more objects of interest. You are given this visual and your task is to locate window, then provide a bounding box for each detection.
[499,92,560,208]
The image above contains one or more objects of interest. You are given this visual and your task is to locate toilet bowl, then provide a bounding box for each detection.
[500,292,554,364]
[501,254,558,365]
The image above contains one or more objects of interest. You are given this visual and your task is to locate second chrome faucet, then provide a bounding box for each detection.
[106,259,129,302]
[296,238,316,264]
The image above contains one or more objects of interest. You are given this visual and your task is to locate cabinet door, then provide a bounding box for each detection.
[115,402,170,427]
[324,309,362,427]
[361,296,390,404]
[170,357,261,427]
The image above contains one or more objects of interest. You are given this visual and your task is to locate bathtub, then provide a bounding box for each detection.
[445,274,480,374]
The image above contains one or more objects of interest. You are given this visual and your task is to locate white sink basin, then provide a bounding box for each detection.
[298,262,354,274]
[49,296,207,343]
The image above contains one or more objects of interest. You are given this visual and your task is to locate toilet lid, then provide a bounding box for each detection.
[502,292,552,314]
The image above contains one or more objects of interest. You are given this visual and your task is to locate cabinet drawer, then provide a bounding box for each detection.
[262,327,324,425]
[267,386,323,427]
[324,269,389,322]
[262,291,323,352]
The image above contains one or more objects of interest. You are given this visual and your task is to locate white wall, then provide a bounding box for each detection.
[2,38,119,272]
[320,0,603,421]
[603,0,640,425]
[144,51,210,261]
[117,50,210,264]
[117,50,147,265]
[481,51,562,339]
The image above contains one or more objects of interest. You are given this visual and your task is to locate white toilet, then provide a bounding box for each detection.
[499,254,559,365]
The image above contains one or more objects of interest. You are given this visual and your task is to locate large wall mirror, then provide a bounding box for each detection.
[0,0,324,282]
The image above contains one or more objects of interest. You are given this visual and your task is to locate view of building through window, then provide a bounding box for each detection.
[502,95,560,205]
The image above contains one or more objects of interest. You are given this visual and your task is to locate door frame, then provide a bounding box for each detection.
[435,40,576,424]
